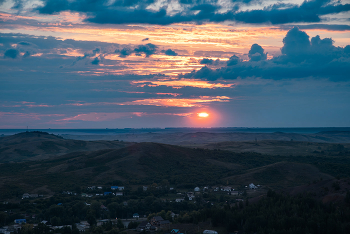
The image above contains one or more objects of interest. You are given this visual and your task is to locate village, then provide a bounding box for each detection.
[0,184,262,234]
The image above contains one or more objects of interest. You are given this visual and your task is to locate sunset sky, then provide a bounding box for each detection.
[1,0,350,128]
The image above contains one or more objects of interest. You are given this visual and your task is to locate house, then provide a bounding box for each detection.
[136,221,151,232]
[115,192,123,196]
[0,228,10,234]
[22,193,30,199]
[143,186,148,191]
[133,213,139,219]
[150,216,164,226]
[221,186,232,192]
[104,192,112,196]
[175,198,184,202]
[171,229,180,234]
[111,186,118,190]
[14,219,26,224]
[118,186,124,191]
[97,186,103,189]
[100,205,108,211]
[249,183,257,189]
[203,230,218,234]
[159,220,170,227]
[194,187,200,192]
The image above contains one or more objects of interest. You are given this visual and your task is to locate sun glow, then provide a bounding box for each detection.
[198,112,209,118]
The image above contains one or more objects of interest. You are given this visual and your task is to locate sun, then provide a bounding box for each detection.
[197,112,209,118]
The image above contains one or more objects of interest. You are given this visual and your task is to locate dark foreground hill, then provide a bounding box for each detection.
[1,139,350,200]
[0,131,132,162]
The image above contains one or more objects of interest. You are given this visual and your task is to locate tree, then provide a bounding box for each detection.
[117,219,124,229]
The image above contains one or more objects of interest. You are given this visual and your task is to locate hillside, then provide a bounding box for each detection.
[0,131,132,162]
[61,130,350,144]
[2,140,350,199]
[224,161,334,190]
[199,140,350,156]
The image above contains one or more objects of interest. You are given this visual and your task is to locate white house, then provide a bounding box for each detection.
[249,183,257,189]
[194,187,200,192]
[203,230,218,234]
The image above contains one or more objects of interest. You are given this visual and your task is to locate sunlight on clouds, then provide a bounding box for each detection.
[122,96,231,107]
[132,79,235,89]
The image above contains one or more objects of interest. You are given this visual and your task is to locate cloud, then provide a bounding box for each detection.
[4,48,19,59]
[34,0,350,25]
[248,44,267,61]
[115,47,133,58]
[199,58,224,66]
[227,55,241,66]
[142,38,149,41]
[183,27,350,81]
[279,24,350,32]
[200,58,214,64]
[73,47,100,65]
[134,43,157,57]
[122,96,231,107]
[91,57,100,65]
[162,49,178,56]
[132,79,234,89]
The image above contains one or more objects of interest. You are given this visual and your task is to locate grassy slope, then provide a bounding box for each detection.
[0,131,132,162]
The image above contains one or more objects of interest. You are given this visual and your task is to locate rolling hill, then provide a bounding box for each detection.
[0,131,132,162]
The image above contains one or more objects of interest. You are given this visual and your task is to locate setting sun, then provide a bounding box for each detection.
[198,112,209,118]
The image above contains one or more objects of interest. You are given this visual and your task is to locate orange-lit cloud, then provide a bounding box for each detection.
[132,79,234,89]
[58,111,193,122]
[122,96,231,107]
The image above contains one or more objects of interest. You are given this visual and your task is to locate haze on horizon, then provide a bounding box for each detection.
[1,0,350,129]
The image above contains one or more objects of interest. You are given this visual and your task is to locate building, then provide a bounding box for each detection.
[111,186,118,190]
[14,219,26,224]
[194,187,200,192]
[203,230,218,234]
[133,213,139,219]
[249,183,257,189]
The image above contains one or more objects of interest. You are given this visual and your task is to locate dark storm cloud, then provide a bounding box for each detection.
[199,58,224,66]
[116,43,159,57]
[279,24,350,32]
[91,57,100,65]
[115,47,133,58]
[134,43,157,57]
[248,44,267,61]
[162,49,178,56]
[4,48,19,59]
[226,55,241,66]
[183,27,350,81]
[200,58,214,64]
[35,0,350,25]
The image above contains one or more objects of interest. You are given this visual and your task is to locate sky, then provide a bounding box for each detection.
[0,0,350,129]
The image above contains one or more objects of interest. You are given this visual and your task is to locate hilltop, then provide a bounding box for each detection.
[0,131,132,162]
